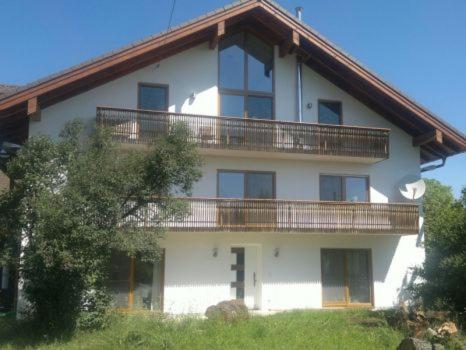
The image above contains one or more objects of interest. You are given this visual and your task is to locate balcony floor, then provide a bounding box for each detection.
[117,142,385,163]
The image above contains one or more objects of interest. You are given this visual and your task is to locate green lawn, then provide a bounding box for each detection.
[0,309,405,350]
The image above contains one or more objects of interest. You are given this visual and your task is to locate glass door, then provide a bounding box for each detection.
[217,171,275,229]
[108,251,165,311]
[321,249,372,307]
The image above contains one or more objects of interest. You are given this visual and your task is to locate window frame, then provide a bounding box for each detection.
[218,31,275,120]
[317,99,343,125]
[320,248,374,307]
[107,250,165,311]
[217,169,276,199]
[319,174,370,202]
[137,82,169,111]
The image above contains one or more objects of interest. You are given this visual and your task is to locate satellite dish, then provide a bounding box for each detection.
[398,175,426,200]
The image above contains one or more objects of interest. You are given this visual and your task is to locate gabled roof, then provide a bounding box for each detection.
[0,0,464,163]
[0,84,21,99]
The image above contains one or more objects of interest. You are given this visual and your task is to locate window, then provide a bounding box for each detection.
[218,170,275,199]
[231,247,245,299]
[138,84,168,111]
[321,249,372,306]
[219,32,274,119]
[107,252,164,310]
[318,101,342,125]
[217,170,275,229]
[320,175,369,202]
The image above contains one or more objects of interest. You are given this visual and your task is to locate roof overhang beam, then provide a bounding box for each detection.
[209,21,226,50]
[413,129,442,147]
[27,97,40,121]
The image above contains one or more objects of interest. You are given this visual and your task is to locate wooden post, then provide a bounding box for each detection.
[27,97,41,121]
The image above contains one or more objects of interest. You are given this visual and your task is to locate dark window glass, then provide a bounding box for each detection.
[220,94,244,118]
[246,173,274,199]
[237,270,245,282]
[108,253,131,308]
[218,172,244,198]
[322,250,346,304]
[219,33,245,90]
[345,177,367,202]
[133,259,154,310]
[138,85,168,111]
[247,96,273,120]
[218,171,275,199]
[320,176,342,201]
[347,250,371,303]
[232,248,245,300]
[247,34,273,92]
[219,33,274,119]
[321,249,371,305]
[318,101,341,125]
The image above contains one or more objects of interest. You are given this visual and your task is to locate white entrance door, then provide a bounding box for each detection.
[231,245,261,310]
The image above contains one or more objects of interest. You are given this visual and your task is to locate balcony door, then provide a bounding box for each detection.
[321,249,373,307]
[136,83,169,142]
[108,251,165,311]
[217,170,275,229]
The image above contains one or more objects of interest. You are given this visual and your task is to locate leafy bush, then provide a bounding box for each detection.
[0,120,202,335]
[411,179,466,325]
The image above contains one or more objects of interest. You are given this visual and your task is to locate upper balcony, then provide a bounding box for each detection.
[97,107,390,163]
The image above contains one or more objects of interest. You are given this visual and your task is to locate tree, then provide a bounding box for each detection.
[0,120,202,334]
[414,179,466,323]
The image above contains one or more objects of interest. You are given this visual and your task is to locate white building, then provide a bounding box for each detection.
[1,0,465,314]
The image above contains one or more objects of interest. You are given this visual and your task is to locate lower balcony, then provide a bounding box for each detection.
[97,107,390,162]
[126,198,419,235]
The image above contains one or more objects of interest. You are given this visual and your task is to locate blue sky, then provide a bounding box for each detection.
[1,0,465,197]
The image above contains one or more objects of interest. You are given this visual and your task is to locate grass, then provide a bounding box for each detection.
[0,309,406,350]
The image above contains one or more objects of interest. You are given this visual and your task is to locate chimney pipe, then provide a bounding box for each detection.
[295,7,303,21]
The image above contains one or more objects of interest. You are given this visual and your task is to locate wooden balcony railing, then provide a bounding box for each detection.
[125,198,419,234]
[97,107,390,160]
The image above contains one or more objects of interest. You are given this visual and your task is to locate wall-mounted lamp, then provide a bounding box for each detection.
[212,247,218,258]
[306,102,313,110]
[189,92,197,105]
[274,247,280,258]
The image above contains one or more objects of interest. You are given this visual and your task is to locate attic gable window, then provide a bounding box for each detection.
[219,32,274,120]
[138,83,168,111]
[318,101,342,125]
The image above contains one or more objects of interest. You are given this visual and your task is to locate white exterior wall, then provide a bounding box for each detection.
[30,43,219,138]
[161,232,422,314]
[27,41,425,314]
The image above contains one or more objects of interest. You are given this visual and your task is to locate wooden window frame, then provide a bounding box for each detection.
[218,31,275,120]
[319,174,370,202]
[318,99,343,125]
[217,169,276,199]
[110,250,165,312]
[137,82,169,111]
[320,248,374,308]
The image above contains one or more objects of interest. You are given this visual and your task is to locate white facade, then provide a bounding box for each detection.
[28,40,425,314]
[161,232,422,314]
